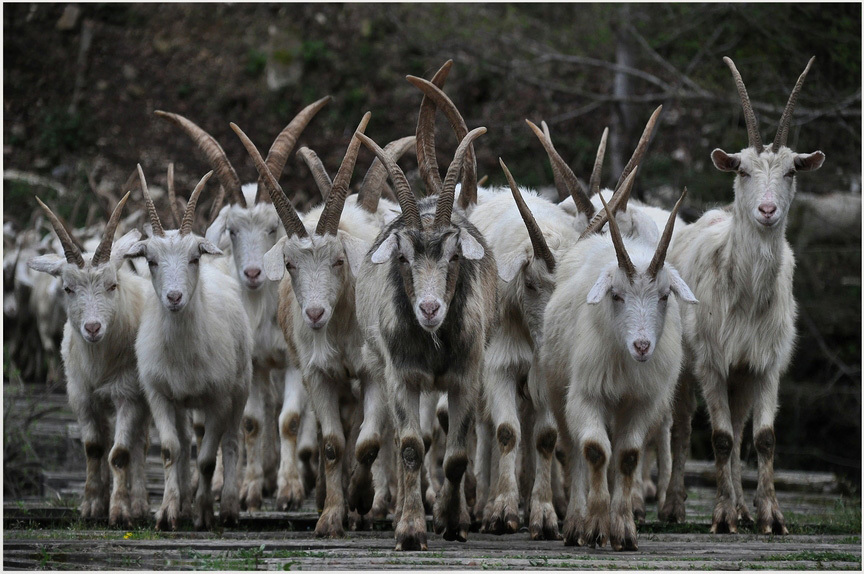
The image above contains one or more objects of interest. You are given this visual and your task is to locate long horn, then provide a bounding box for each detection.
[257,95,332,204]
[614,105,662,191]
[357,135,415,213]
[772,56,815,153]
[91,191,131,266]
[317,112,371,236]
[34,197,85,268]
[647,187,687,279]
[722,57,762,151]
[207,179,226,226]
[588,127,609,196]
[180,171,214,235]
[166,163,181,227]
[154,110,246,206]
[413,60,452,197]
[580,167,639,240]
[406,74,478,208]
[499,158,555,273]
[137,164,165,237]
[356,132,421,229]
[297,147,333,200]
[435,127,487,227]
[526,119,594,217]
[597,184,636,281]
[540,121,570,202]
[230,123,308,239]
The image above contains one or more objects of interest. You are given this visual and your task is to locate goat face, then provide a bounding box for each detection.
[264,232,350,331]
[712,146,825,229]
[372,221,485,333]
[587,260,696,363]
[499,252,556,347]
[126,230,222,313]
[29,230,141,343]
[208,201,283,291]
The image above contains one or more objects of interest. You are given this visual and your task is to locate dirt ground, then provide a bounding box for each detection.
[2,390,861,570]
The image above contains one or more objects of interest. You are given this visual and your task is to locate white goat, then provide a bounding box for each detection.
[28,193,152,527]
[353,123,496,551]
[157,99,329,512]
[542,187,696,551]
[232,113,396,537]
[661,57,825,535]
[126,166,252,530]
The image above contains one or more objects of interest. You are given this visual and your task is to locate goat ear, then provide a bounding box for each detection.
[205,205,230,246]
[458,229,485,260]
[198,239,223,256]
[371,232,398,264]
[667,266,698,304]
[263,237,287,281]
[124,241,147,259]
[794,151,825,172]
[109,230,142,266]
[587,265,615,304]
[498,253,528,283]
[339,232,371,278]
[142,223,154,239]
[711,149,740,172]
[27,254,65,276]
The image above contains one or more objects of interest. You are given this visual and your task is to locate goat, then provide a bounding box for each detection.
[231,113,395,537]
[542,184,696,551]
[156,99,329,511]
[660,57,825,535]
[126,166,252,530]
[352,122,496,550]
[28,193,152,526]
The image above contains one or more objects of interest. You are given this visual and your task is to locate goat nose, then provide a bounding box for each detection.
[420,301,440,319]
[244,267,261,280]
[84,322,101,335]
[167,291,182,304]
[306,307,325,323]
[758,203,777,217]
[633,339,651,356]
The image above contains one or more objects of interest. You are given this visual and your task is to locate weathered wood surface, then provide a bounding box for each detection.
[4,391,861,570]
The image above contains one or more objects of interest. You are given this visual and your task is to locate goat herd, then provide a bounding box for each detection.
[14,56,824,552]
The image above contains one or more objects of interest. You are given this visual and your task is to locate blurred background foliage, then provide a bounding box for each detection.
[3,3,861,486]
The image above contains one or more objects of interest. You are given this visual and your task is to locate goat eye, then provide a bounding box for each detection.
[784,170,795,178]
[268,228,277,235]
[63,286,74,295]
[659,293,669,302]
[228,229,236,236]
[737,169,750,178]
[189,257,200,266]
[286,262,295,270]
[106,284,117,292]
[333,259,344,267]
[612,293,624,302]
[398,255,408,264]
[148,260,157,268]
[450,253,459,263]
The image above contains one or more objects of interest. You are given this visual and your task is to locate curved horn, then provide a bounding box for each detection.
[297,147,333,200]
[435,127,487,227]
[317,112,371,236]
[137,164,165,237]
[413,60,452,197]
[154,110,245,206]
[407,73,478,208]
[647,187,687,279]
[539,121,570,202]
[772,56,815,153]
[207,180,226,226]
[180,171,214,235]
[34,197,85,267]
[91,191,131,266]
[358,135,416,213]
[597,184,636,281]
[588,127,609,196]
[477,174,489,187]
[722,57,762,151]
[580,167,639,240]
[257,95,332,204]
[526,119,594,217]
[356,132,421,229]
[500,158,555,273]
[614,105,662,191]
[166,163,181,227]
[230,123,308,239]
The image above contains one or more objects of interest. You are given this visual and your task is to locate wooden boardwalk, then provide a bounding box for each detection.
[3,391,861,570]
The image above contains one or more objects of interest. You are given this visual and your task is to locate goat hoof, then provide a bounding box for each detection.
[394,515,428,551]
[155,499,181,532]
[79,496,109,519]
[583,513,610,548]
[611,510,638,551]
[314,507,346,538]
[276,473,305,511]
[529,502,561,541]
[659,495,686,524]
[220,497,240,527]
[347,467,375,515]
[710,500,738,534]
[485,493,520,535]
[756,497,788,535]
[737,503,754,527]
